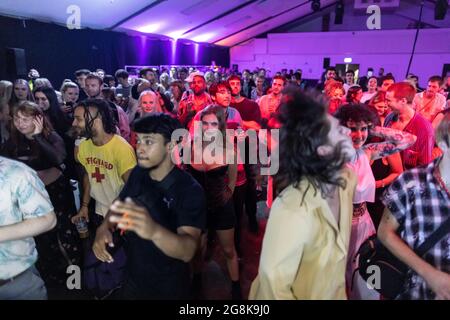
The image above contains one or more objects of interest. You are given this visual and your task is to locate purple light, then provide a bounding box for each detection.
[137,35,149,64]
[171,39,177,65]
[194,43,200,65]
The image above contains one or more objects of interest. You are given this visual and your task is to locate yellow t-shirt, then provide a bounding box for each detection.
[77,135,136,216]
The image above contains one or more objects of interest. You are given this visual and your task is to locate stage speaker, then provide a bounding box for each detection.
[435,0,448,20]
[6,48,27,78]
[335,1,344,24]
[323,57,330,69]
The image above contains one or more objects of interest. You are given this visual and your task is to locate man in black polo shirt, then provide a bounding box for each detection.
[92,114,206,299]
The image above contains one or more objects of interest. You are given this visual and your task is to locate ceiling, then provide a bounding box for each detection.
[0,0,447,47]
[0,0,338,46]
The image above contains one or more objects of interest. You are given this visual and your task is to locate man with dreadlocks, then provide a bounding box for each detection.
[71,99,136,227]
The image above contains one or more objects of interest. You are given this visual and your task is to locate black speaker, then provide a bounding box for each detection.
[6,48,27,78]
[311,0,321,12]
[443,64,450,79]
[323,57,330,69]
[335,1,344,24]
[435,0,448,20]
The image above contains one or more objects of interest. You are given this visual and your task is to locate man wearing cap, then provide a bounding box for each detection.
[177,72,212,128]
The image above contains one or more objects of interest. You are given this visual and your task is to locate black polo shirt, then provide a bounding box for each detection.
[118,166,206,299]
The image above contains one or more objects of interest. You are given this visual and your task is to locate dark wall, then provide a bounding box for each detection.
[0,15,230,87]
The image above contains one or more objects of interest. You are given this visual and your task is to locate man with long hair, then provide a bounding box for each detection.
[71,99,136,226]
[249,88,357,299]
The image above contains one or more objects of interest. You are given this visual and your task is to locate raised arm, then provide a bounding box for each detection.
[363,126,417,161]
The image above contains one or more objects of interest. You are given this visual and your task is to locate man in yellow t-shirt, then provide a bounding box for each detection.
[71,99,136,223]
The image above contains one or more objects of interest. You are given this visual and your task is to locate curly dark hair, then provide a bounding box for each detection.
[275,87,348,199]
[334,103,378,128]
[74,98,116,138]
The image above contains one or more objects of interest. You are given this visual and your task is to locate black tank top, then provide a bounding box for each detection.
[187,165,230,207]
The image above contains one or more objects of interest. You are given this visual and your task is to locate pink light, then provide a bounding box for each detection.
[137,23,160,34]
[191,32,216,43]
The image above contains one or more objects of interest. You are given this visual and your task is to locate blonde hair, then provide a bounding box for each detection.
[138,90,163,113]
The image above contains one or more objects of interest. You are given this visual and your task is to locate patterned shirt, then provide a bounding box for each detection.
[381,158,450,300]
[413,92,447,122]
[0,156,54,279]
[258,94,282,120]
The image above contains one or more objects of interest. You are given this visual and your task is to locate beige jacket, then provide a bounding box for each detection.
[249,168,357,300]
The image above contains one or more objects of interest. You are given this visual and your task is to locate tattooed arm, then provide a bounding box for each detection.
[363,126,417,161]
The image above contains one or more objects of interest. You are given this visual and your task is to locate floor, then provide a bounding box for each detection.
[200,200,269,300]
[46,200,269,300]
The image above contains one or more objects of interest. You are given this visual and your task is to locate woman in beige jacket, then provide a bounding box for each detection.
[249,88,357,300]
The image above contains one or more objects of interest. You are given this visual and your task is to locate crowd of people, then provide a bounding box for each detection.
[0,63,449,300]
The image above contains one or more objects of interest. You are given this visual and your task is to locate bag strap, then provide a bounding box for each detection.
[415,216,450,257]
